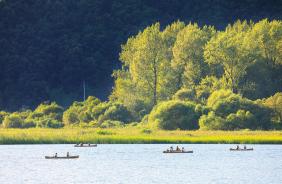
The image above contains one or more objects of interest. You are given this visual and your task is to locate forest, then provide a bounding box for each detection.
[0,0,282,110]
[0,19,281,131]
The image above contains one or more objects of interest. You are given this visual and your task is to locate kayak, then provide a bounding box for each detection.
[45,155,79,159]
[230,148,254,151]
[163,150,193,153]
[74,144,97,147]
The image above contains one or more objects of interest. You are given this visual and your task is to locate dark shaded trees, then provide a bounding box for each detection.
[1,0,282,110]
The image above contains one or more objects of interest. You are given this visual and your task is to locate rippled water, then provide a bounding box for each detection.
[0,144,282,184]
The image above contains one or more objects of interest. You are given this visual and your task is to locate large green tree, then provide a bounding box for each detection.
[112,23,171,116]
[204,20,253,93]
[172,23,215,88]
[246,19,282,65]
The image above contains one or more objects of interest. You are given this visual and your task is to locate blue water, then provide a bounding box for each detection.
[0,144,281,184]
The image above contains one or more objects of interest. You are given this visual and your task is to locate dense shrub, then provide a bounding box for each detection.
[173,88,196,102]
[100,120,124,128]
[202,90,273,130]
[195,76,223,101]
[124,99,149,122]
[195,104,210,115]
[32,102,64,124]
[207,90,235,112]
[36,118,63,128]
[98,103,134,124]
[35,102,64,119]
[63,97,134,127]
[0,111,9,124]
[63,111,80,125]
[226,110,255,129]
[2,114,24,128]
[63,96,101,125]
[199,110,256,130]
[91,102,112,120]
[22,119,36,128]
[148,100,200,130]
[199,111,226,130]
[24,102,64,128]
[261,92,282,128]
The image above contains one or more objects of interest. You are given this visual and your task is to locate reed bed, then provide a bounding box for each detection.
[0,128,282,144]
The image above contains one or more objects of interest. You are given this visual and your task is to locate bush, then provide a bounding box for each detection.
[63,111,80,125]
[0,111,9,124]
[100,120,124,128]
[98,103,134,124]
[199,111,227,130]
[2,114,24,128]
[22,119,36,128]
[36,118,63,128]
[63,96,101,125]
[207,90,237,115]
[35,102,64,118]
[195,104,210,115]
[200,110,256,130]
[91,102,112,120]
[203,90,273,130]
[195,76,223,101]
[21,102,64,128]
[148,100,200,130]
[173,88,196,102]
[262,92,282,128]
[141,114,149,124]
[226,110,255,130]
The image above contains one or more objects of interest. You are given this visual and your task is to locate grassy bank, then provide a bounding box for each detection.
[1,128,282,144]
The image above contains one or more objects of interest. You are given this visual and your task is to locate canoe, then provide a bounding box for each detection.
[163,150,193,153]
[230,148,254,151]
[45,155,79,159]
[74,144,97,147]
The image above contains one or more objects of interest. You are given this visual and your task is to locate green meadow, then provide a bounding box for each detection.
[1,128,282,144]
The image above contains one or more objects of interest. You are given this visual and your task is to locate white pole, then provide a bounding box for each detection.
[83,80,86,102]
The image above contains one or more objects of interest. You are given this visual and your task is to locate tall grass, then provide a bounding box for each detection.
[0,127,282,144]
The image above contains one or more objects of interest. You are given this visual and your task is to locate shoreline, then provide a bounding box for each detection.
[0,128,282,145]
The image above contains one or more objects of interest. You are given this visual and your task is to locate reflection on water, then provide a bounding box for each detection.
[0,144,282,184]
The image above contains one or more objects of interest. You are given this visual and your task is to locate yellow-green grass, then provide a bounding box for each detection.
[0,127,282,144]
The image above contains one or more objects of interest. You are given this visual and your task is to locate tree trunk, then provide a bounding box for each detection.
[153,63,157,106]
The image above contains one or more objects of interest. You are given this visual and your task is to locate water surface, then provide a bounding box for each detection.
[0,144,281,184]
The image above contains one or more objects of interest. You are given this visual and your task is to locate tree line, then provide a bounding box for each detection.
[0,19,281,130]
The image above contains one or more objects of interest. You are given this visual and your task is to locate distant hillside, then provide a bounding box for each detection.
[0,0,281,110]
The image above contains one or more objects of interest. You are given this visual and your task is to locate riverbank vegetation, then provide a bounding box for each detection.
[0,128,282,144]
[0,19,281,132]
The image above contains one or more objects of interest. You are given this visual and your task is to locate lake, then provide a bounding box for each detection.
[0,144,281,184]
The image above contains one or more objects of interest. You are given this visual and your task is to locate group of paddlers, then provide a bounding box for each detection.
[76,143,91,146]
[235,145,247,150]
[166,146,185,152]
[53,152,70,158]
